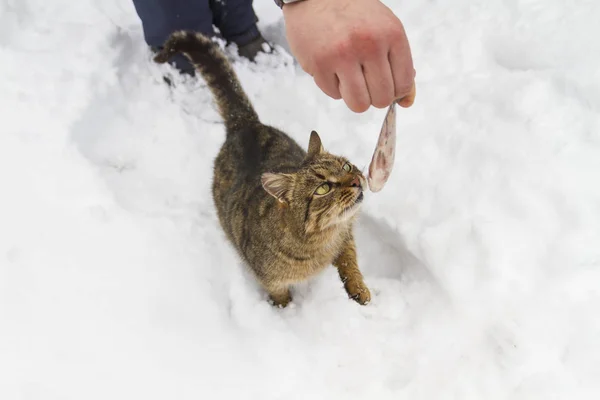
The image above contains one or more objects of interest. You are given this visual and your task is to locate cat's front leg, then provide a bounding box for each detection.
[333,233,371,305]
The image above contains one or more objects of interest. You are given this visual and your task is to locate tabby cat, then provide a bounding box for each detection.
[154,31,371,307]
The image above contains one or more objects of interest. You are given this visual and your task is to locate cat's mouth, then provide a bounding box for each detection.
[356,191,364,203]
[342,190,364,213]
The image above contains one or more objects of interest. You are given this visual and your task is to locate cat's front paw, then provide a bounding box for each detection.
[345,280,371,305]
[268,290,292,308]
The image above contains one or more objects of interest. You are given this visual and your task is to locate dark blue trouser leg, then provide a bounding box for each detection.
[209,0,260,47]
[132,0,259,74]
[132,0,215,73]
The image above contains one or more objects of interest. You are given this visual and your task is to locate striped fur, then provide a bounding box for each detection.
[154,31,371,307]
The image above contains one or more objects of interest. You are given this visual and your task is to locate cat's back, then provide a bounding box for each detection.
[211,124,305,243]
[216,124,306,183]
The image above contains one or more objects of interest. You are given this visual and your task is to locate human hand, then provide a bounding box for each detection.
[282,0,416,113]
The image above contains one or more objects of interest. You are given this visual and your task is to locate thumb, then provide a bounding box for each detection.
[396,83,416,108]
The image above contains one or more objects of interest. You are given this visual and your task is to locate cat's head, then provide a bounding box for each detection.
[261,131,366,233]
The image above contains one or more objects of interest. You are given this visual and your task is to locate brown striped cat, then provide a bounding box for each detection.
[154,31,370,307]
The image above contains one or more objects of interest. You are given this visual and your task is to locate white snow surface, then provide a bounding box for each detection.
[1,0,600,398]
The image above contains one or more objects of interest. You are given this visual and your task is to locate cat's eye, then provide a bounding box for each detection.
[342,163,352,172]
[315,183,331,195]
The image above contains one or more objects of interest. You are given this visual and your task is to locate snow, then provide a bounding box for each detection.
[1,0,600,398]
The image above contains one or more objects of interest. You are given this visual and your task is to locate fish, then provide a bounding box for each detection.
[367,102,397,192]
[366,84,415,192]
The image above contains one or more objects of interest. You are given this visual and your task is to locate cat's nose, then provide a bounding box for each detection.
[350,176,361,188]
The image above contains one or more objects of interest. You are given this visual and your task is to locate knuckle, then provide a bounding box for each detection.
[330,39,353,62]
[309,53,327,72]
[386,24,406,41]
[350,28,375,44]
[349,28,382,55]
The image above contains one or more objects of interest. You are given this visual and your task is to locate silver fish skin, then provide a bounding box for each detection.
[367,102,396,192]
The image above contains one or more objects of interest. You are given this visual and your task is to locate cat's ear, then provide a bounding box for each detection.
[306,130,324,160]
[261,172,294,203]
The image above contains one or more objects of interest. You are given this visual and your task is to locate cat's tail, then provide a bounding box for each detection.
[153,30,260,131]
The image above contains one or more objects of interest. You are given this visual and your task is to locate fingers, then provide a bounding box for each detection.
[337,63,371,113]
[389,41,416,107]
[397,83,416,108]
[313,71,342,100]
[322,61,413,112]
[362,55,395,109]
[308,27,415,112]
[331,44,414,112]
